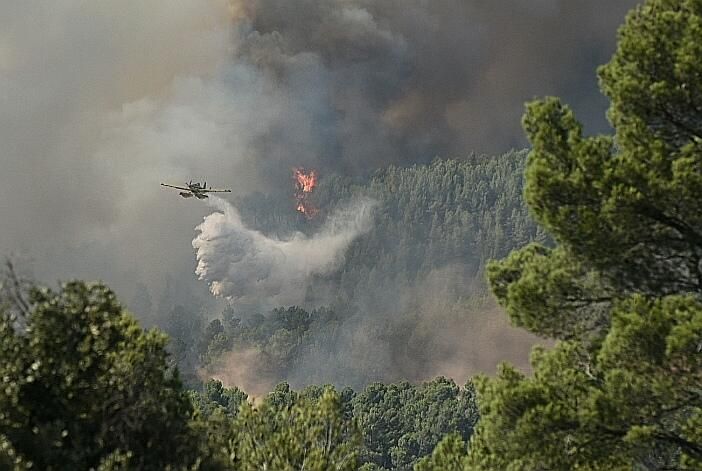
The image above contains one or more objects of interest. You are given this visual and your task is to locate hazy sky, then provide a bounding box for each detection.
[0,0,639,306]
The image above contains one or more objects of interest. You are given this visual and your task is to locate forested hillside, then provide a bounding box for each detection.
[183,151,544,390]
[236,150,545,293]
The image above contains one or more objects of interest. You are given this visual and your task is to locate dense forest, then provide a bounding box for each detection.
[166,151,546,392]
[193,378,478,470]
[1,0,701,469]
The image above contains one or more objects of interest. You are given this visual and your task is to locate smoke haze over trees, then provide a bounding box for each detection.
[0,1,638,387]
[0,0,637,308]
[188,151,543,390]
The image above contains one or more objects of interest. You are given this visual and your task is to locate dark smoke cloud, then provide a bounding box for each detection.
[229,0,639,180]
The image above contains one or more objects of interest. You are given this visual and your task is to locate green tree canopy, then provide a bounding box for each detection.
[198,388,360,471]
[0,281,200,470]
[352,378,478,470]
[467,296,701,470]
[461,0,702,469]
[492,0,702,343]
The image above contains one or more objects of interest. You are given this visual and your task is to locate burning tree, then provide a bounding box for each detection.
[293,168,319,218]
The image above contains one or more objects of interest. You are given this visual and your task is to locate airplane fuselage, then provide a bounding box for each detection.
[179,190,208,199]
[161,180,230,199]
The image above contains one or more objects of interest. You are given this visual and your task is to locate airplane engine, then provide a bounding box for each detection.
[179,192,193,198]
[196,194,209,199]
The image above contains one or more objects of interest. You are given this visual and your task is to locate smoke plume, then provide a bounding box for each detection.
[204,347,277,398]
[193,196,374,307]
[1,0,637,299]
[223,0,640,178]
[1,1,637,385]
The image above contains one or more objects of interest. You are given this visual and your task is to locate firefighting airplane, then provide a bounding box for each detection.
[160,180,231,199]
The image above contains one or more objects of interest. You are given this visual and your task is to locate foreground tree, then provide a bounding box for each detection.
[435,1,702,469]
[468,296,701,469]
[197,387,360,470]
[351,378,478,470]
[0,281,201,470]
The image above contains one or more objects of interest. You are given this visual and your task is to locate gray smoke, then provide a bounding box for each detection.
[282,265,541,389]
[225,0,640,179]
[192,196,374,307]
[0,1,235,306]
[0,1,637,380]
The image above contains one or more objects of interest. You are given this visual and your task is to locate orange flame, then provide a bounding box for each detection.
[293,168,319,218]
[294,168,318,193]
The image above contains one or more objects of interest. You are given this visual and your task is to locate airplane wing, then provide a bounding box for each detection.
[203,189,232,193]
[161,183,190,191]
